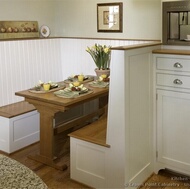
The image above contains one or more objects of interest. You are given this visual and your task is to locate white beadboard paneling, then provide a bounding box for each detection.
[60,38,153,79]
[0,38,152,106]
[0,39,62,106]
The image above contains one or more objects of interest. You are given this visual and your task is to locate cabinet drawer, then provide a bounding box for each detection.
[156,57,190,72]
[157,74,190,89]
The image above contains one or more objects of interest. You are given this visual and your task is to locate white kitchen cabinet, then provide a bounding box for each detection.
[153,52,190,176]
[157,90,190,173]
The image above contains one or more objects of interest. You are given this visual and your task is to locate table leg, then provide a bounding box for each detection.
[25,94,108,170]
[28,108,67,171]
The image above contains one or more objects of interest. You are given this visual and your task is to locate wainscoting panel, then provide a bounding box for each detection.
[0,39,62,106]
[0,38,149,106]
[60,38,152,79]
[0,38,153,106]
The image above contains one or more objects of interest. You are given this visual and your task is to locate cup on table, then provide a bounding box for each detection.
[187,35,190,39]
[43,83,51,91]
[78,74,84,82]
[73,81,80,87]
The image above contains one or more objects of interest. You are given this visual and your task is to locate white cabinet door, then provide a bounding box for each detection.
[157,90,190,172]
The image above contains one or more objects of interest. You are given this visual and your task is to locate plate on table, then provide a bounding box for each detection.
[184,39,190,41]
[64,75,94,84]
[54,84,93,98]
[29,83,65,93]
[89,81,109,88]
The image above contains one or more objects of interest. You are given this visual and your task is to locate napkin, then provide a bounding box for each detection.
[54,87,88,98]
[89,81,109,88]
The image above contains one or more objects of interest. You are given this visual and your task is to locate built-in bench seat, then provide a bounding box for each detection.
[0,101,36,118]
[69,113,110,187]
[69,113,110,147]
[0,101,39,154]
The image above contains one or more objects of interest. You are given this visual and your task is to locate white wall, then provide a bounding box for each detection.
[55,0,162,40]
[0,0,57,35]
[0,0,162,40]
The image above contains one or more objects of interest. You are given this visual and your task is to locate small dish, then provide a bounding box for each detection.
[29,82,64,93]
[40,25,50,37]
[184,39,190,41]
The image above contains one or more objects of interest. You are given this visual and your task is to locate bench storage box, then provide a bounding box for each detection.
[0,102,39,153]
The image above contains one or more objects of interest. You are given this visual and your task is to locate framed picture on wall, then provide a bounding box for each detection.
[97,2,123,32]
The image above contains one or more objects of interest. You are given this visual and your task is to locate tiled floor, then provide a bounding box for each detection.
[139,170,190,189]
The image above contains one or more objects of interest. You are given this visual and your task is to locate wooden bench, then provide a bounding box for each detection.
[0,101,36,118]
[0,101,39,154]
[69,113,110,147]
[69,112,110,187]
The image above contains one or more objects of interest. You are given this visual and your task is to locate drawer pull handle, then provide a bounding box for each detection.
[173,79,183,85]
[174,62,183,68]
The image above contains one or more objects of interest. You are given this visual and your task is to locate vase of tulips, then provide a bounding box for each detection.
[86,44,111,77]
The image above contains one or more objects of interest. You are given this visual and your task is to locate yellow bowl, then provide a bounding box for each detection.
[43,83,51,91]
[78,75,84,82]
[101,74,107,79]
[73,81,80,87]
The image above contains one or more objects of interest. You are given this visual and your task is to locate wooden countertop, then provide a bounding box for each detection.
[111,41,161,50]
[152,49,190,55]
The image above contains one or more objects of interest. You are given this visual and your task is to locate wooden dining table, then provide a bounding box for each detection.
[15,81,109,170]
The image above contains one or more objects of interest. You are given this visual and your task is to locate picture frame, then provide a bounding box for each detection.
[97,2,123,33]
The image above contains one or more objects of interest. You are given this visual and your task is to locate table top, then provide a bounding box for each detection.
[15,81,109,108]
